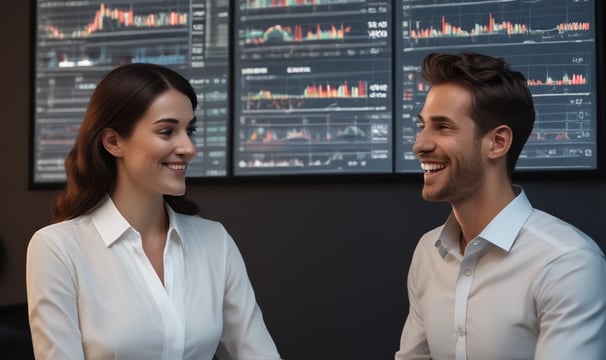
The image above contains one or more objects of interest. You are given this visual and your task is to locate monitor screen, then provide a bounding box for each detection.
[395,0,599,173]
[233,0,393,176]
[31,0,230,185]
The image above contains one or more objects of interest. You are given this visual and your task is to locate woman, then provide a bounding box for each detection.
[26,63,282,360]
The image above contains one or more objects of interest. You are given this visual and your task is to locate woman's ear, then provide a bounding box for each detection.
[101,129,123,157]
[487,125,512,160]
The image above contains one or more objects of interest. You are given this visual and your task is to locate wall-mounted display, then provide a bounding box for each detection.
[30,0,603,185]
[233,0,393,175]
[395,0,600,173]
[31,0,230,185]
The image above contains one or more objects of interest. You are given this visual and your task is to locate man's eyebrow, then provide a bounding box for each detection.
[419,115,453,123]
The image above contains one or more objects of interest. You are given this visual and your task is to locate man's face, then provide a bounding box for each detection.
[412,83,486,204]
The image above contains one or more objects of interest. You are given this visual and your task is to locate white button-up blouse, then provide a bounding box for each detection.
[26,196,281,360]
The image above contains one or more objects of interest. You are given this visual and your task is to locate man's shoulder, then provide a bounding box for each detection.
[523,208,602,255]
[421,224,445,239]
[415,224,447,250]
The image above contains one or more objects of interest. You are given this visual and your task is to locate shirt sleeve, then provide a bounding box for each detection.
[217,231,282,360]
[533,248,606,360]
[395,248,432,360]
[26,230,86,360]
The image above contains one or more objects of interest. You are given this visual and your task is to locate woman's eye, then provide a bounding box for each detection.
[159,128,173,136]
[187,126,198,137]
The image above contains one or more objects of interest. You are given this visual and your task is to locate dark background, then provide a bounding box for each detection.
[1,2,605,359]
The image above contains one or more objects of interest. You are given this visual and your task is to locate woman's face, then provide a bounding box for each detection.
[114,88,197,198]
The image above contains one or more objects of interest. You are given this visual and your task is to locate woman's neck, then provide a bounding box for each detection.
[110,188,168,238]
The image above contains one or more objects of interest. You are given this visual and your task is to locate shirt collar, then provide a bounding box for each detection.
[479,185,532,251]
[435,185,533,257]
[165,203,187,250]
[91,195,186,249]
[91,196,131,247]
[435,213,462,260]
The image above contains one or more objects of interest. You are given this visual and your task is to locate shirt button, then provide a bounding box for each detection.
[456,329,466,337]
[463,269,472,276]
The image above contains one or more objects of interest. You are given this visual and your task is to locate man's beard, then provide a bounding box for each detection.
[422,140,484,203]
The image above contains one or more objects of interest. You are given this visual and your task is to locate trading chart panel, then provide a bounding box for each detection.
[395,0,597,173]
[234,0,393,175]
[33,0,230,183]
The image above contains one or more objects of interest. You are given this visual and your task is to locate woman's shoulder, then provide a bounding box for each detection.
[27,217,96,266]
[172,212,231,240]
[29,216,92,247]
[36,214,91,232]
[171,213,238,258]
[173,212,224,228]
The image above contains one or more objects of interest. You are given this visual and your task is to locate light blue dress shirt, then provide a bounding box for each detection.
[396,186,606,360]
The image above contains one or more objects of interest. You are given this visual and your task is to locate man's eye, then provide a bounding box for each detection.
[415,122,425,129]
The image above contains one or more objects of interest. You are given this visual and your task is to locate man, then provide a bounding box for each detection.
[395,52,606,360]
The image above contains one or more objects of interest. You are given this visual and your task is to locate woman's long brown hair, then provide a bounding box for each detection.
[52,63,200,222]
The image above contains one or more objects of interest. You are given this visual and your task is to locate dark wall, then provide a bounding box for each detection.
[187,181,451,359]
[1,2,605,360]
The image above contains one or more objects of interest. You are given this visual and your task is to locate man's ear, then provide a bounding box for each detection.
[101,128,124,157]
[486,125,512,160]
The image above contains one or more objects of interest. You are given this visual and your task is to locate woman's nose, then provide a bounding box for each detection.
[177,133,197,158]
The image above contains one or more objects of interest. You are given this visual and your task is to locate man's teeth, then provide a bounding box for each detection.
[166,163,187,170]
[421,162,446,171]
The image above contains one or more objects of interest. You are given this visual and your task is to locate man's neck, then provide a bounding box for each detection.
[453,181,516,249]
